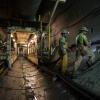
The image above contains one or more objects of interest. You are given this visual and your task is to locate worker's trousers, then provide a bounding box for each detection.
[60,53,68,75]
[74,46,95,72]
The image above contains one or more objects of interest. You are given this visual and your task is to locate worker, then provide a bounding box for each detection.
[59,29,69,75]
[73,26,95,74]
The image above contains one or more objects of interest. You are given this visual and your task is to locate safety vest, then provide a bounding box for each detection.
[59,36,68,55]
[76,33,88,46]
[59,36,67,49]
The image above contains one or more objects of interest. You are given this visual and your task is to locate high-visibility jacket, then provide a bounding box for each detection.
[76,32,88,46]
[59,36,68,55]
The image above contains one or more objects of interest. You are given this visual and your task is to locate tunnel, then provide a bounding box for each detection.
[0,0,100,100]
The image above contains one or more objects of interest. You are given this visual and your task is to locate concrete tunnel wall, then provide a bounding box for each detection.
[45,0,100,62]
[0,0,42,20]
[50,0,100,45]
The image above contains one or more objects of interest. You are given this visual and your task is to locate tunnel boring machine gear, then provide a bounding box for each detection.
[74,26,95,72]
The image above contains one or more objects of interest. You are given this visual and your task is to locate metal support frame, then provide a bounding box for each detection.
[27,43,29,55]
[7,32,11,68]
[48,25,51,55]
[47,0,67,56]
[40,21,43,32]
[48,0,60,56]
[48,0,60,26]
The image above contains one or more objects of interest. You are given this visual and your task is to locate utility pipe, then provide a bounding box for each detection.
[48,0,66,55]
[48,0,60,26]
[48,0,60,55]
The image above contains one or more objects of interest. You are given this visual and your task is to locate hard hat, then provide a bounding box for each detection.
[80,26,88,32]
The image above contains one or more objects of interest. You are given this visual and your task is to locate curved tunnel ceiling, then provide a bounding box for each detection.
[0,0,100,44]
[0,0,42,21]
[0,0,100,25]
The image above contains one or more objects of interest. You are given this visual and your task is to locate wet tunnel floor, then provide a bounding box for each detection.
[0,57,78,100]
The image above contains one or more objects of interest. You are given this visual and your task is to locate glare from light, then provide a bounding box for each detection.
[14,42,17,48]
[23,44,27,47]
[34,34,37,39]
[13,39,15,42]
[28,43,30,47]
[30,39,34,43]
[11,34,13,38]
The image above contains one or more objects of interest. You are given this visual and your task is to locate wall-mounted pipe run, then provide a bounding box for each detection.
[48,0,67,55]
[0,18,47,27]
[48,25,51,55]
[48,0,60,56]
[48,0,67,25]
[40,21,43,32]
[48,0,60,26]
